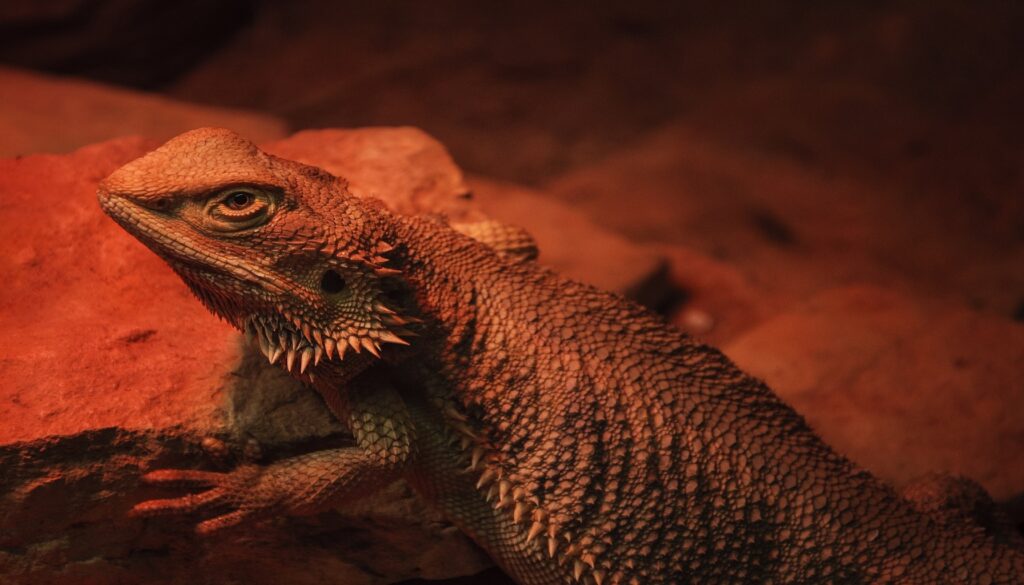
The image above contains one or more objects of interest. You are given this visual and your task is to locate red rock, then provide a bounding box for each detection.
[658,244,778,345]
[545,122,1024,318]
[466,176,666,300]
[0,136,225,444]
[724,285,1024,501]
[264,128,475,219]
[0,66,288,158]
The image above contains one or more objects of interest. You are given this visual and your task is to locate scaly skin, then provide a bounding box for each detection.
[98,128,1023,584]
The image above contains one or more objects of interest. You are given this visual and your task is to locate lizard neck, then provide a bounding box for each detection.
[388,215,494,368]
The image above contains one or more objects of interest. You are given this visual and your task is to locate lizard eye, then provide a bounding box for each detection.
[205,187,275,231]
[225,191,254,210]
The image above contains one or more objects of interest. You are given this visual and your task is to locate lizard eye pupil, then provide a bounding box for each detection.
[320,270,346,294]
[225,191,254,210]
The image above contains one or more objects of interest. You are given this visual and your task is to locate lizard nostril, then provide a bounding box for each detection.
[131,196,172,212]
[320,269,346,294]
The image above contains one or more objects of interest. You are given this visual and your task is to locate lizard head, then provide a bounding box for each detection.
[98,128,415,378]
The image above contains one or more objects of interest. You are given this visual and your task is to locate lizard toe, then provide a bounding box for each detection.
[130,488,227,518]
[140,468,226,488]
[195,509,251,536]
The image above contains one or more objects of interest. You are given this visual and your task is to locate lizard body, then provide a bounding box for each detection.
[98,128,1023,584]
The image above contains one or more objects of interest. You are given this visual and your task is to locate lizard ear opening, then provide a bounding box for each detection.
[320,269,347,294]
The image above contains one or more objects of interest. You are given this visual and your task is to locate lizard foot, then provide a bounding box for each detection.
[131,464,293,535]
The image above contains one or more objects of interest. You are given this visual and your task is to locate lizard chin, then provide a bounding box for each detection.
[245,313,337,376]
[243,308,412,378]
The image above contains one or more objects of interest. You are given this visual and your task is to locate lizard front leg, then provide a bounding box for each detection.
[131,379,414,535]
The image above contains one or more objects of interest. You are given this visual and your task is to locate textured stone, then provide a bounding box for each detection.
[724,285,1024,501]
[0,129,493,584]
[545,122,1024,319]
[658,244,777,345]
[466,176,665,301]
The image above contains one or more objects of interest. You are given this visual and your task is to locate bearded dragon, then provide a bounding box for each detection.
[98,128,1023,584]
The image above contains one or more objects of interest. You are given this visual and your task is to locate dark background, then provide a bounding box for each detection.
[2,1,1021,183]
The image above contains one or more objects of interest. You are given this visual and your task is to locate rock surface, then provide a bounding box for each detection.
[466,176,667,305]
[0,66,287,158]
[657,244,777,345]
[264,128,474,220]
[0,129,491,585]
[724,286,1024,501]
[545,122,1024,319]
